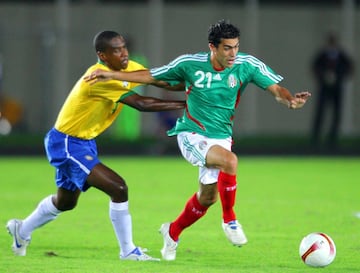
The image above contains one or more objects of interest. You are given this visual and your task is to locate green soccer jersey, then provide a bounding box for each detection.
[150,52,283,138]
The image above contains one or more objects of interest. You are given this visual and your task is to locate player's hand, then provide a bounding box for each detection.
[83,69,114,85]
[289,91,311,109]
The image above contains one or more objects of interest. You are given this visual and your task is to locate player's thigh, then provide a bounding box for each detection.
[86,163,127,197]
[205,145,237,174]
[177,132,232,168]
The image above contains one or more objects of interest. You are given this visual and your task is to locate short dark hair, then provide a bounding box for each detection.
[208,19,240,47]
[93,30,121,52]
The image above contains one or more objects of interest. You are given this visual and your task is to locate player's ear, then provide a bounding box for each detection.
[97,51,106,62]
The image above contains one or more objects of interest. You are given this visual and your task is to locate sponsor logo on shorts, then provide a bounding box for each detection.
[85,155,94,161]
[198,140,207,150]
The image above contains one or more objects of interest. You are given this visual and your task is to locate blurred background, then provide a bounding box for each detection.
[0,0,359,155]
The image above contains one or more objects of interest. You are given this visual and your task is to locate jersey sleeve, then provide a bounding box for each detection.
[150,55,188,83]
[86,61,146,102]
[249,57,284,89]
[89,81,136,102]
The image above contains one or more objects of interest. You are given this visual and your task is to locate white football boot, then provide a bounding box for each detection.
[159,223,178,261]
[120,247,160,261]
[222,220,248,246]
[6,219,31,256]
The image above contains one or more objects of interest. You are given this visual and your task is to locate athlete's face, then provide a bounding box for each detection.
[97,36,129,71]
[209,38,239,69]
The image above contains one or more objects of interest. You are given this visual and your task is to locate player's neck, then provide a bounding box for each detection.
[210,57,225,71]
[209,52,226,71]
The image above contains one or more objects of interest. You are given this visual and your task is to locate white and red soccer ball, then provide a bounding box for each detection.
[299,232,336,267]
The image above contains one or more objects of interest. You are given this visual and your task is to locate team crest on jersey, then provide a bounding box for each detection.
[227,74,237,88]
[122,81,129,88]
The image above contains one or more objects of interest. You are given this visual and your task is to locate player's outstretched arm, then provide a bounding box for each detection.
[84,68,183,90]
[85,69,154,84]
[120,93,185,112]
[267,84,311,109]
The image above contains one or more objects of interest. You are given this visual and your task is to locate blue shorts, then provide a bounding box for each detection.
[44,128,101,192]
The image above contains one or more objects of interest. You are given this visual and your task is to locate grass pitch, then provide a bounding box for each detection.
[0,156,359,273]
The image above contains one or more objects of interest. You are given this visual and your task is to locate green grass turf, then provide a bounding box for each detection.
[0,156,359,273]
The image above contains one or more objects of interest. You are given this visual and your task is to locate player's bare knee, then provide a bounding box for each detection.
[223,152,238,172]
[112,183,128,201]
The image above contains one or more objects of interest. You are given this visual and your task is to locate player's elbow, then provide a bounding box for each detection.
[132,100,153,112]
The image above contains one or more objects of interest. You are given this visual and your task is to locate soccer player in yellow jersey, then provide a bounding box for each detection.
[6,31,185,261]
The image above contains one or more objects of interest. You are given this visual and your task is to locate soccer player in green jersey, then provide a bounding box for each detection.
[85,20,311,261]
[6,31,185,261]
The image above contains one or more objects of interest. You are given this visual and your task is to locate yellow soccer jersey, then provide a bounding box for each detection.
[54,61,145,139]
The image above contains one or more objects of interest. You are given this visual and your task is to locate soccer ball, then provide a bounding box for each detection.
[299,232,336,267]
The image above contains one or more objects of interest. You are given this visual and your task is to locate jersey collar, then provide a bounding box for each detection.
[97,59,107,67]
